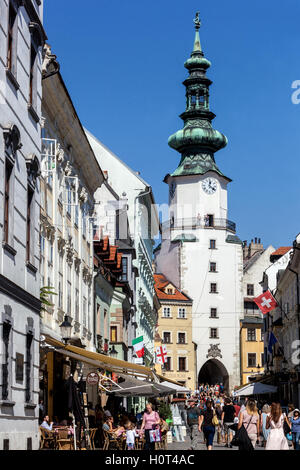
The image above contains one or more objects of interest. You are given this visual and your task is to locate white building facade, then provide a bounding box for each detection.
[86,130,160,366]
[0,0,45,450]
[155,16,243,391]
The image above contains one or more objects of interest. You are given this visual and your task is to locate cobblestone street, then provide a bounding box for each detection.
[168,434,269,451]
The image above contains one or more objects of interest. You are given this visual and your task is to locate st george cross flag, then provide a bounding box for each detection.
[253,290,278,314]
[132,336,144,358]
[268,332,278,354]
[156,345,167,365]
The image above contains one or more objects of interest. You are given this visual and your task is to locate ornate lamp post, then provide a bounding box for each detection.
[109,345,118,359]
[59,315,72,345]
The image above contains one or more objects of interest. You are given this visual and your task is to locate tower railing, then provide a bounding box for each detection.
[161,217,236,233]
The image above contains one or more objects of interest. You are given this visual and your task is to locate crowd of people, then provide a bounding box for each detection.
[184,383,300,451]
[95,402,169,450]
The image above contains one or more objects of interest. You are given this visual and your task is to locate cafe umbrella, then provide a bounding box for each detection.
[67,375,86,450]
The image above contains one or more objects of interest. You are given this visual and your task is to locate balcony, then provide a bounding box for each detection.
[161,217,236,234]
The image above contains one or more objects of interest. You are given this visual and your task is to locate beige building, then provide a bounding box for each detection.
[154,273,196,392]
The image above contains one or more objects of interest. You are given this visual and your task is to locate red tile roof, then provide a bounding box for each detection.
[154,273,192,302]
[271,247,292,257]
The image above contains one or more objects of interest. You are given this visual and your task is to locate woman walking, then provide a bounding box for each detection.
[199,399,216,450]
[265,402,289,450]
[261,404,271,448]
[237,398,260,449]
[140,403,160,451]
[289,409,300,450]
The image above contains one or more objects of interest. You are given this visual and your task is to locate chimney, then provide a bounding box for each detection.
[103,170,108,180]
[242,241,248,261]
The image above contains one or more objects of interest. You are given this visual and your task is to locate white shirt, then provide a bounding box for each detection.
[126,429,138,444]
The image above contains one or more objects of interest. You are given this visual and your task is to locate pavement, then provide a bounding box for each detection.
[167,432,265,451]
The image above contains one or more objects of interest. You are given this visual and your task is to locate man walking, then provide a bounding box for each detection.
[186,398,201,450]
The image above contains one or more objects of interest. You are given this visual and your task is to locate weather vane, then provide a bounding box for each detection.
[193,11,201,30]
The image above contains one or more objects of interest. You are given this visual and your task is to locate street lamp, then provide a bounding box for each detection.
[109,345,118,359]
[59,315,72,344]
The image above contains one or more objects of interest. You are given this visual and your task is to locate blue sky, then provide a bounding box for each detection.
[44,0,300,249]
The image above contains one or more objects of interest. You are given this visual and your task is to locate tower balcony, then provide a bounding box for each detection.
[161,217,236,234]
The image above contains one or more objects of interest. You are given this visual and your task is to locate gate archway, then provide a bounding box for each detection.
[198,359,229,392]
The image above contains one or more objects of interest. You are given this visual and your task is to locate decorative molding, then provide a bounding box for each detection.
[79,186,88,204]
[206,344,222,359]
[25,154,40,189]
[42,43,60,79]
[3,124,22,162]
[57,236,66,254]
[56,143,64,164]
[0,274,41,314]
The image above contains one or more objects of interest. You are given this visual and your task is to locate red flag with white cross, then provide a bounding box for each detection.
[253,290,278,314]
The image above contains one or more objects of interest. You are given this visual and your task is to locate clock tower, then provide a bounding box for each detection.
[155,14,243,392]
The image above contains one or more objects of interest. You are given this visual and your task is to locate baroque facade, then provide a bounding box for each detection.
[0,0,45,450]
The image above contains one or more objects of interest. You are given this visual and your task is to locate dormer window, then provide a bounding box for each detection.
[167,288,173,294]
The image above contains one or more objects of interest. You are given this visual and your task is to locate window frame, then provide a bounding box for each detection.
[247,353,257,368]
[210,328,219,339]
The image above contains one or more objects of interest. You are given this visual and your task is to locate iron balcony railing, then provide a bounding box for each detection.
[161,217,236,233]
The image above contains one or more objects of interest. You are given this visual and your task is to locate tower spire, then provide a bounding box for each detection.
[193,12,202,53]
[167,14,228,180]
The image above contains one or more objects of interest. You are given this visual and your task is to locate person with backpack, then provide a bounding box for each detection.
[237,398,260,449]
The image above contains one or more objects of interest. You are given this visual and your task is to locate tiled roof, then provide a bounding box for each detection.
[271,247,292,257]
[154,274,192,302]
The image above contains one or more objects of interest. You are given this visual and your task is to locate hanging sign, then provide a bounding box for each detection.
[86,372,99,386]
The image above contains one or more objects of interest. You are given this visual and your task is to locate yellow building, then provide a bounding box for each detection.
[240,316,265,385]
[154,274,196,392]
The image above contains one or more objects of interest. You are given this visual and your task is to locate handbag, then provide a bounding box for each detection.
[212,411,219,426]
[283,415,291,436]
[149,428,161,443]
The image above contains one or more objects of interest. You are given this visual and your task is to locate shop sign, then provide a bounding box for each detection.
[86,372,99,386]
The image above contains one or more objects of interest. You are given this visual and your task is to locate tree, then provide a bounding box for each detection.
[40,286,57,311]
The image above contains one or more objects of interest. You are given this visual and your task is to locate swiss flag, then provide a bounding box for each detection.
[253,290,278,314]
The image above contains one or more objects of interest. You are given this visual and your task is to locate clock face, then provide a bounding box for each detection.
[202,177,217,195]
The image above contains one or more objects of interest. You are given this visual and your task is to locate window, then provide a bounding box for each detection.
[2,321,12,400]
[178,357,186,372]
[210,308,218,318]
[110,326,117,343]
[29,43,37,108]
[247,284,254,296]
[178,332,186,344]
[83,297,87,327]
[25,333,33,403]
[248,353,256,367]
[207,214,214,227]
[209,239,216,249]
[163,332,171,344]
[163,307,171,318]
[58,273,63,309]
[209,262,217,272]
[121,257,128,282]
[261,329,264,342]
[261,353,265,367]
[4,160,13,244]
[7,2,17,75]
[210,328,218,339]
[26,187,34,262]
[104,309,108,339]
[67,265,72,315]
[164,357,171,371]
[167,288,173,295]
[178,308,186,319]
[210,283,217,293]
[247,328,256,342]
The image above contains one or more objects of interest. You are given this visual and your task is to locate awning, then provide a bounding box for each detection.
[107,374,175,397]
[159,381,191,394]
[43,335,155,380]
[233,382,278,396]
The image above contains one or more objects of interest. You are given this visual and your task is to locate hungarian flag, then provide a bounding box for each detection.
[132,336,144,358]
[156,345,167,365]
[253,290,278,314]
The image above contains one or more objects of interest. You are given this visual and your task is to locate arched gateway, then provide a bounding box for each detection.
[198,359,229,392]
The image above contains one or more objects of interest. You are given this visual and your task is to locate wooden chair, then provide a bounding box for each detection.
[89,428,97,450]
[102,430,120,450]
[56,428,74,450]
[40,427,55,449]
